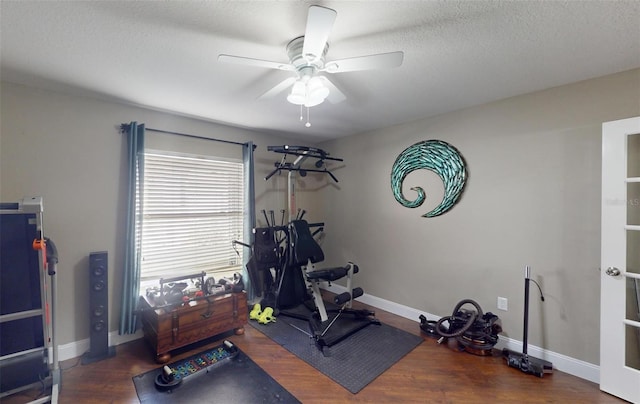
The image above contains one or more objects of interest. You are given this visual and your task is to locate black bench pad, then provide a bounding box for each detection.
[306,266,349,281]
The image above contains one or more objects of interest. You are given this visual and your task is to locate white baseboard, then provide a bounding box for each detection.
[57,330,143,362]
[494,335,600,383]
[56,286,600,384]
[323,283,600,384]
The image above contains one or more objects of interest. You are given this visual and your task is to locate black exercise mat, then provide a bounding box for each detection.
[250,311,423,394]
[132,344,300,403]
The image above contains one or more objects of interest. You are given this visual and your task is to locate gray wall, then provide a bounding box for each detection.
[2,68,639,366]
[0,81,321,346]
[317,68,640,365]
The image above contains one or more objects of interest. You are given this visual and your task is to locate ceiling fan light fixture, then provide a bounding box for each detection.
[304,76,329,107]
[287,76,329,107]
[303,95,324,108]
[287,80,307,105]
[307,76,329,97]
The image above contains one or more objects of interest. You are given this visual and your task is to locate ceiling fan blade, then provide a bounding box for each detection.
[218,54,294,71]
[318,76,346,104]
[302,6,337,61]
[258,77,297,100]
[323,51,404,73]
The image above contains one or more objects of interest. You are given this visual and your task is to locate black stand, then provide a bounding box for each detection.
[307,288,379,352]
[309,308,380,350]
[81,346,116,365]
[503,265,553,377]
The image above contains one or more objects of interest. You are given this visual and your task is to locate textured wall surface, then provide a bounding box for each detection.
[2,68,639,366]
[0,82,317,345]
[318,69,640,365]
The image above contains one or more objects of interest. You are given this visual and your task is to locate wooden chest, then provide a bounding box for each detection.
[139,291,247,363]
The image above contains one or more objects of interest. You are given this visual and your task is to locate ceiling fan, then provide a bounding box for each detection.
[218,5,404,125]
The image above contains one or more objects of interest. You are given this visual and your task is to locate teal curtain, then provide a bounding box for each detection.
[242,141,256,299]
[119,122,145,334]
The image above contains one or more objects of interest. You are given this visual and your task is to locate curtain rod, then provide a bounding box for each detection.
[120,123,255,149]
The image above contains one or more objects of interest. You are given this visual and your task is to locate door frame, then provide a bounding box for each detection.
[600,116,640,403]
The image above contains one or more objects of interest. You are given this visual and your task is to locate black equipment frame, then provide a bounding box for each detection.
[244,146,378,353]
[264,145,343,183]
[0,197,60,402]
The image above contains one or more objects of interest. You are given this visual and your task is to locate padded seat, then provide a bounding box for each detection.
[305,265,359,282]
[290,220,324,266]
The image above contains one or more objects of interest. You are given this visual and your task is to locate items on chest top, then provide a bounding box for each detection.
[145,271,244,309]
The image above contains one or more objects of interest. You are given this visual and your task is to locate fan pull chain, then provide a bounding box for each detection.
[305,107,311,128]
[299,104,304,121]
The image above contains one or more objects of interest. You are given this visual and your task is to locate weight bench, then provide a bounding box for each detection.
[289,220,379,351]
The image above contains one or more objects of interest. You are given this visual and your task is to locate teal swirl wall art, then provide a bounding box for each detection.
[391,140,467,217]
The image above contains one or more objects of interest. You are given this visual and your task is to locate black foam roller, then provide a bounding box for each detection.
[334,292,351,305]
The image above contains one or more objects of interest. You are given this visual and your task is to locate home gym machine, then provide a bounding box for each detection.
[0,197,60,403]
[244,145,344,310]
[243,146,379,352]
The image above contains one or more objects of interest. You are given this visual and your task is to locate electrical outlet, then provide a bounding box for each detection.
[497,297,508,311]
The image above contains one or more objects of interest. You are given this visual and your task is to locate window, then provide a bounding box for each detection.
[138,151,244,287]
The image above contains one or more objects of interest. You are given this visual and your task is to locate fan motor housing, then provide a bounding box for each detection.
[286,36,328,73]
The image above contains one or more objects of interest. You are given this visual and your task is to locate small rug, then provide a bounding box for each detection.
[250,308,423,393]
[132,342,300,403]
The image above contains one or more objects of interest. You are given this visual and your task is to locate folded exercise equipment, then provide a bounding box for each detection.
[419,299,502,356]
[0,197,60,402]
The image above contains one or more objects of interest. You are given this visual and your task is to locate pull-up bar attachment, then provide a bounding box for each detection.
[264,145,342,183]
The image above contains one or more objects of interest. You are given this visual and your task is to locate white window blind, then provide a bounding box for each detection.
[139,151,244,282]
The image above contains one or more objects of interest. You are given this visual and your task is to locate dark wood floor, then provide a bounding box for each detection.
[5,298,623,403]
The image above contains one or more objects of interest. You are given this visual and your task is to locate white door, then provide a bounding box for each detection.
[601,116,640,403]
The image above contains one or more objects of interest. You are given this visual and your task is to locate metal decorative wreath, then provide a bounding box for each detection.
[390,140,467,217]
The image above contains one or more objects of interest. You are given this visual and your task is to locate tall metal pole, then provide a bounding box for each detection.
[288,170,296,222]
[287,154,308,222]
[523,265,531,356]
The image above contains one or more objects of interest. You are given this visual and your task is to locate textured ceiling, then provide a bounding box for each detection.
[1,1,639,141]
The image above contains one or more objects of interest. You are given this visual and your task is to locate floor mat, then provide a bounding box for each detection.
[250,307,423,394]
[132,342,300,403]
